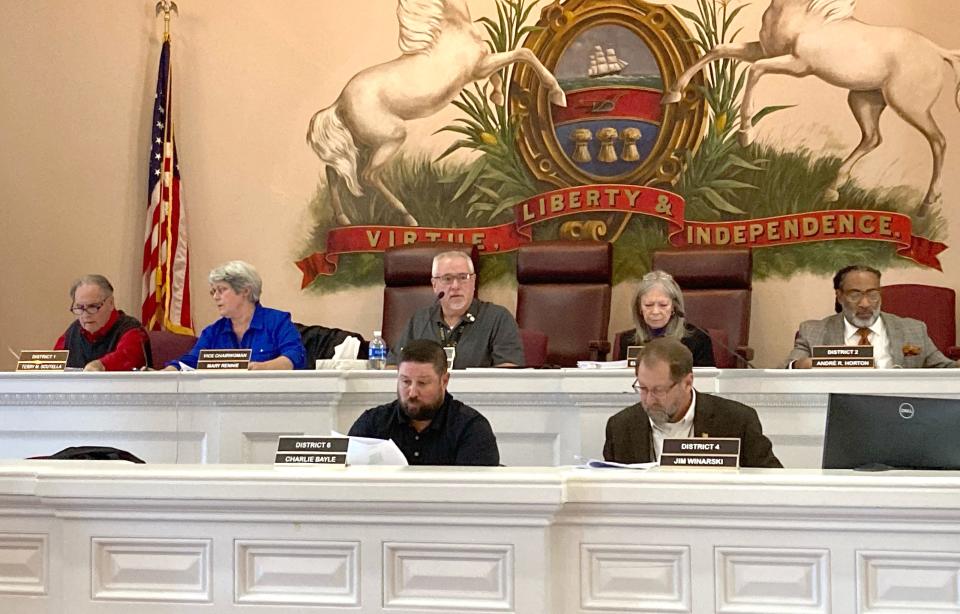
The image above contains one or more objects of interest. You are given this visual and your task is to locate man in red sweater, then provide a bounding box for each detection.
[55,275,151,371]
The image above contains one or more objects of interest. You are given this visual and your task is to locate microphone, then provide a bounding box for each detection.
[675,309,754,369]
[432,291,446,320]
[140,336,153,371]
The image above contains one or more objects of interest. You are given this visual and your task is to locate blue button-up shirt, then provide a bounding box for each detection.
[169,303,306,369]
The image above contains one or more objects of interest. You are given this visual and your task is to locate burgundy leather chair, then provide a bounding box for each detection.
[147,330,197,367]
[381,242,480,351]
[651,248,753,368]
[516,240,612,367]
[519,328,549,368]
[880,284,960,360]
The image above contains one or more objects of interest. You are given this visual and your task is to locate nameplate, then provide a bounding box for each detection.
[275,436,348,465]
[16,350,69,372]
[625,345,643,368]
[812,345,873,358]
[660,437,740,468]
[811,357,876,368]
[197,349,252,370]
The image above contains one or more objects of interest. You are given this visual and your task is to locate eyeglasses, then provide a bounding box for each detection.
[432,273,475,285]
[842,289,881,303]
[70,300,107,315]
[632,379,679,398]
[209,285,233,297]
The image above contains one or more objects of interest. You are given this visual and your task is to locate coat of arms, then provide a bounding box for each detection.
[512,0,705,188]
[296,0,951,291]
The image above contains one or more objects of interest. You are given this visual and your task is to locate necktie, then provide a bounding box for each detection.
[856,327,871,346]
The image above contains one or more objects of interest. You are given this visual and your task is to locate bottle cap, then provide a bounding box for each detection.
[373,330,382,337]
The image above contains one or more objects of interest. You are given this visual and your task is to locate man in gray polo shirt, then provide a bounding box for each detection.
[386,250,524,368]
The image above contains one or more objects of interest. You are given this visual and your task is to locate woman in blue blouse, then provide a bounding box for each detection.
[165,261,306,370]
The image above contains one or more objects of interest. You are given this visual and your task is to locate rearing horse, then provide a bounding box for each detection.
[308,0,567,226]
[663,0,960,215]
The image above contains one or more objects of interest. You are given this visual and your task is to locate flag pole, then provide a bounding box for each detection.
[154,0,178,328]
[155,1,178,42]
[143,0,193,336]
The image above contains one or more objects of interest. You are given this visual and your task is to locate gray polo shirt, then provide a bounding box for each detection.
[386,299,525,368]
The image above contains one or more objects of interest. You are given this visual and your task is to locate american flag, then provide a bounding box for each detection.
[142,39,193,334]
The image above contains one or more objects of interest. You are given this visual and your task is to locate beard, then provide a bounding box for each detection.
[844,305,880,328]
[400,395,444,422]
[643,401,679,427]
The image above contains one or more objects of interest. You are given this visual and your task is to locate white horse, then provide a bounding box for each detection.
[307,0,567,227]
[663,0,960,215]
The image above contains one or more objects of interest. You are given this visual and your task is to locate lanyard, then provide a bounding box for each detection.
[438,314,473,347]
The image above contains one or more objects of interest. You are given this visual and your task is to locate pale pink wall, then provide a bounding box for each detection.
[2,0,959,369]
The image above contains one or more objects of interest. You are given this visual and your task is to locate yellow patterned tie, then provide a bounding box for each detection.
[856,327,871,346]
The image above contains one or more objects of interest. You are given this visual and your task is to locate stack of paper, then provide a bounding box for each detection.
[580,459,658,470]
[332,431,408,466]
[576,360,631,369]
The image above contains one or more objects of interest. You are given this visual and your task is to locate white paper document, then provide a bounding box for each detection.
[333,431,409,466]
[581,458,658,470]
[577,360,630,369]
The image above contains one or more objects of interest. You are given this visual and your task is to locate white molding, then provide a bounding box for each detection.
[716,547,830,614]
[580,543,691,612]
[235,539,359,606]
[0,465,957,612]
[5,368,960,466]
[91,537,212,603]
[0,393,175,406]
[383,542,514,611]
[0,533,46,596]
[858,550,960,613]
[177,392,340,406]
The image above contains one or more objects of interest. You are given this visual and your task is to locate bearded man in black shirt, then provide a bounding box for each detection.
[349,339,500,466]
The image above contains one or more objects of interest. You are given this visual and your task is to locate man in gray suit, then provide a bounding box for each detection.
[604,337,781,468]
[786,265,958,369]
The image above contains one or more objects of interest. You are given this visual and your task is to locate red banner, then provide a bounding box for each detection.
[676,211,947,269]
[296,185,946,287]
[295,223,530,288]
[552,89,664,125]
[513,184,683,232]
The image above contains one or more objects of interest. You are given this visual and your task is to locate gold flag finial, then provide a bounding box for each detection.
[155,1,179,42]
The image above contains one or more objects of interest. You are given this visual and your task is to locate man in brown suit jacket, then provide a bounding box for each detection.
[603,337,781,468]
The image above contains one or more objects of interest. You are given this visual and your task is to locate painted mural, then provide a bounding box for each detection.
[296,0,953,291]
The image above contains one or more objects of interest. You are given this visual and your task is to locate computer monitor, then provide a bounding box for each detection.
[823,393,960,470]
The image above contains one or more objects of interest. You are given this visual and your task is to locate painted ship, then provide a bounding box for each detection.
[587,45,628,77]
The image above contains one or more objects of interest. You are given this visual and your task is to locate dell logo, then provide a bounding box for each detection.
[898,402,915,419]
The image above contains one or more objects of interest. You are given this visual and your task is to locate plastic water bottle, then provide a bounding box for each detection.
[368,331,387,370]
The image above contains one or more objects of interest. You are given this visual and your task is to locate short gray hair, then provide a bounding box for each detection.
[632,270,688,343]
[69,274,114,301]
[431,250,474,276]
[208,260,262,303]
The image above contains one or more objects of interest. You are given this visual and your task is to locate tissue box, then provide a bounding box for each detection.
[315,359,370,371]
